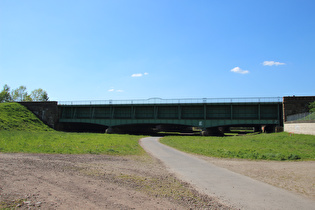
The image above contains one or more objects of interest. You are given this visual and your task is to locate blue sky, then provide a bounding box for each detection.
[1,0,314,101]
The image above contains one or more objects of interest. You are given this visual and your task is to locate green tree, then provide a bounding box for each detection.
[41,91,49,101]
[309,101,315,113]
[1,85,49,102]
[31,88,49,101]
[24,94,33,102]
[11,86,28,102]
[0,84,12,102]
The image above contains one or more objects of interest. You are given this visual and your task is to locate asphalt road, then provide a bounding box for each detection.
[140,137,315,210]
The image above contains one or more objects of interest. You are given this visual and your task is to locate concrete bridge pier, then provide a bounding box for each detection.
[254,126,262,133]
[202,127,224,136]
[105,127,122,134]
[262,125,276,133]
[219,126,230,133]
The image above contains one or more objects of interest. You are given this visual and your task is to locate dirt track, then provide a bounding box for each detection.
[1,152,314,209]
[0,153,230,209]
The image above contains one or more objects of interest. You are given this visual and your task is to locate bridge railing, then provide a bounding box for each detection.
[58,97,282,105]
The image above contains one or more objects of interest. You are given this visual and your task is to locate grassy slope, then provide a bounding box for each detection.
[160,133,315,161]
[0,103,52,131]
[0,103,145,155]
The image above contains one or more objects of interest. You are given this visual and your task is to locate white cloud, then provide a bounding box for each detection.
[231,67,249,74]
[108,88,123,92]
[131,73,143,77]
[131,72,149,77]
[263,61,286,66]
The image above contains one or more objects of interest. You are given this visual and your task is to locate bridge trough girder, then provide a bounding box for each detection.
[58,101,282,134]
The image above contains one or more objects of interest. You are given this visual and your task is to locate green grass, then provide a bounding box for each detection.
[0,199,25,209]
[160,133,315,161]
[0,102,52,131]
[0,131,145,155]
[0,102,145,155]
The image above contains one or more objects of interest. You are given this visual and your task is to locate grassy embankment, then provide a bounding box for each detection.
[1,102,315,160]
[0,103,145,155]
[160,133,315,161]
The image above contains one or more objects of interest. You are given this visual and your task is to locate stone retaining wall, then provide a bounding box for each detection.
[19,101,59,129]
[283,96,315,122]
[284,123,315,135]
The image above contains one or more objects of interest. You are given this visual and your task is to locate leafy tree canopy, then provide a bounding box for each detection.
[11,86,28,102]
[31,88,49,101]
[0,84,49,102]
[0,84,12,102]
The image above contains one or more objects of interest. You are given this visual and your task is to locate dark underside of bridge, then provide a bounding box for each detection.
[58,101,283,136]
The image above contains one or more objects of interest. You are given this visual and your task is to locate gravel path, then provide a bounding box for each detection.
[140,137,315,210]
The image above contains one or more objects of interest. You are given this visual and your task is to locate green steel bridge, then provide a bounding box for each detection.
[58,97,283,135]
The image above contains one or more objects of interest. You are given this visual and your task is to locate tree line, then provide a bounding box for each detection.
[0,84,49,102]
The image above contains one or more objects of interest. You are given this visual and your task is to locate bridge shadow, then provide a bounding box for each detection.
[151,132,202,137]
[58,122,264,137]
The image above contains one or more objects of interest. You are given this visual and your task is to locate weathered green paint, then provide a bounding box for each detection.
[59,102,283,129]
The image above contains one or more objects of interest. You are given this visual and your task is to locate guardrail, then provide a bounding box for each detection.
[58,97,282,105]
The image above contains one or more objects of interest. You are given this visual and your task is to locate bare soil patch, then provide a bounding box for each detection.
[0,153,229,209]
[1,152,314,209]
[200,156,315,200]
